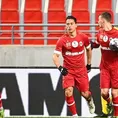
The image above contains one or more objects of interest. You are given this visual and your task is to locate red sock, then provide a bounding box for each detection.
[102,94,110,103]
[65,96,77,115]
[113,96,118,116]
[0,93,3,109]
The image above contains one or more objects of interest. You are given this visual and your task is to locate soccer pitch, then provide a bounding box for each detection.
[5,116,94,118]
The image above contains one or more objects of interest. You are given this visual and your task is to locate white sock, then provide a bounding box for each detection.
[72,114,78,116]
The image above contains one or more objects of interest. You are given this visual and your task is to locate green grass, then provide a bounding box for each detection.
[5,116,93,118]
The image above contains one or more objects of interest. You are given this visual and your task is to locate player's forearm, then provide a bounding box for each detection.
[53,54,60,68]
[86,48,92,65]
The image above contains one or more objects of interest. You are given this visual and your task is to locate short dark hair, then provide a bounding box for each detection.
[66,16,77,23]
[100,12,112,22]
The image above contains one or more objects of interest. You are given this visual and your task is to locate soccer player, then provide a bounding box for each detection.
[92,12,118,118]
[53,15,95,116]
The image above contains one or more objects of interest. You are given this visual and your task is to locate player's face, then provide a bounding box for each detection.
[65,19,77,33]
[98,15,105,28]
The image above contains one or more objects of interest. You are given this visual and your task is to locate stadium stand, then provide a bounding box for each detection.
[96,0,112,11]
[0,0,116,45]
[48,0,65,11]
[24,0,44,45]
[72,0,88,11]
[0,0,20,44]
[47,0,66,45]
[72,0,91,37]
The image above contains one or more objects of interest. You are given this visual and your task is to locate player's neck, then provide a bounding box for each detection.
[68,30,77,38]
[104,23,112,31]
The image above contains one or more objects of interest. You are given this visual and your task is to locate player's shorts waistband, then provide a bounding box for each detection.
[65,50,84,56]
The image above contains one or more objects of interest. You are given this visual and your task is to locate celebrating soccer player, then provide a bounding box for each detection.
[92,12,118,118]
[53,15,95,116]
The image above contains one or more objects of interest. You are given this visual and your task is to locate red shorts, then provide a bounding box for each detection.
[62,67,89,92]
[100,67,118,89]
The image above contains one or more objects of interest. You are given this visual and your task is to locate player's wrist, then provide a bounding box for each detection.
[58,65,63,71]
[86,64,91,73]
[58,66,68,76]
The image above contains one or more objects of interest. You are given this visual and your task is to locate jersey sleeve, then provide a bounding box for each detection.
[54,38,63,55]
[83,34,91,49]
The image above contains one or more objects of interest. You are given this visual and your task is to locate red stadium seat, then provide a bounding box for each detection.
[1,11,19,30]
[24,11,42,30]
[47,11,66,45]
[25,0,42,11]
[48,0,65,11]
[1,0,18,11]
[72,0,88,11]
[24,33,44,45]
[24,2,43,45]
[72,11,90,30]
[0,0,19,45]
[96,0,112,11]
[0,33,20,45]
[47,0,66,45]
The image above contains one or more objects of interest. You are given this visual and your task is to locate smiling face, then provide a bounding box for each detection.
[65,19,77,33]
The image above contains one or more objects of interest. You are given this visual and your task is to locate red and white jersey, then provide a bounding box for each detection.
[96,27,118,68]
[54,32,91,69]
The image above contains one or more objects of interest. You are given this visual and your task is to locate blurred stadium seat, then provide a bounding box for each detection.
[96,0,112,11]
[47,0,66,45]
[0,0,116,45]
[48,0,65,11]
[1,0,18,11]
[0,33,20,45]
[24,0,44,45]
[72,0,88,11]
[0,0,19,44]
[72,0,91,37]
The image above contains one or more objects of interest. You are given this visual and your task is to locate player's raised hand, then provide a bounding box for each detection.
[58,66,68,76]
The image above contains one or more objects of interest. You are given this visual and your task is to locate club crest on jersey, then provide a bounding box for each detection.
[103,35,108,42]
[79,41,83,46]
[72,41,78,48]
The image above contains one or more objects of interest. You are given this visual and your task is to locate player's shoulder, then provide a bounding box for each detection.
[57,34,68,44]
[77,31,88,38]
[59,34,68,40]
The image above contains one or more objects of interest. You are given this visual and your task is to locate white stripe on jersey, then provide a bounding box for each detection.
[54,50,61,55]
